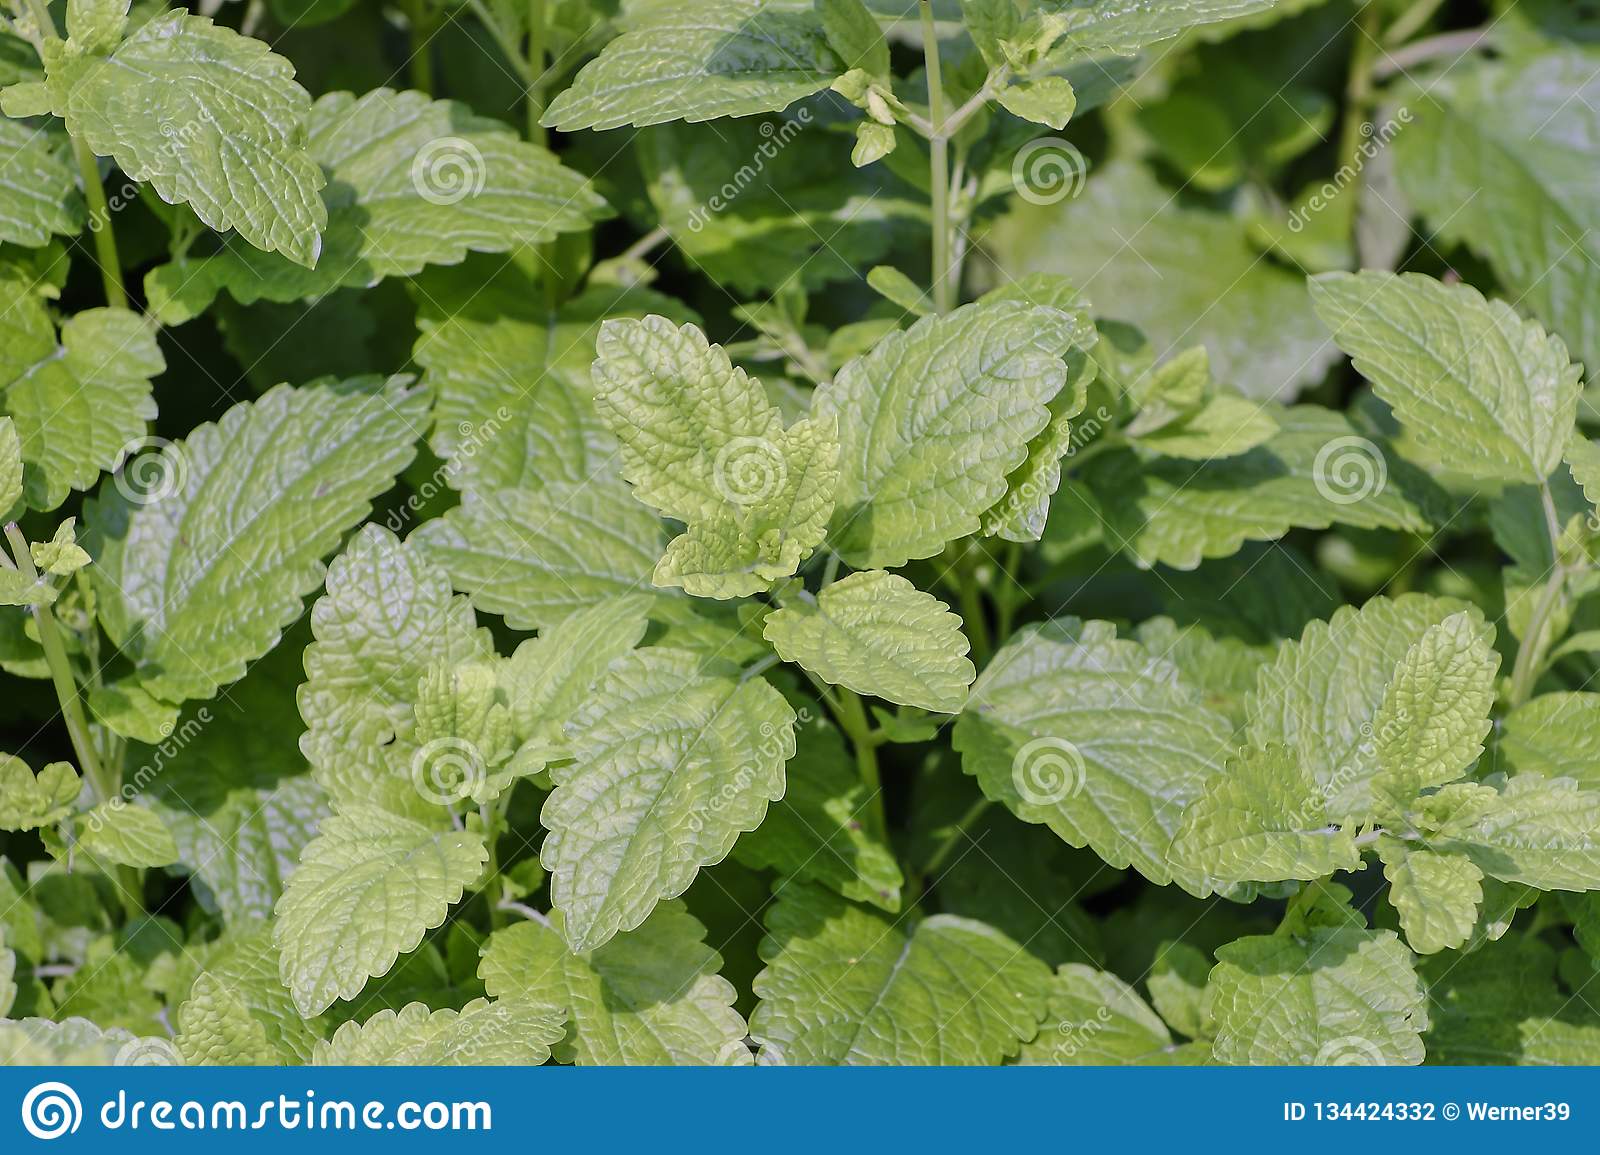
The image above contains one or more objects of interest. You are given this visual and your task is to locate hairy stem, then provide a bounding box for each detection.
[526,0,548,145]
[4,524,111,803]
[921,1,951,313]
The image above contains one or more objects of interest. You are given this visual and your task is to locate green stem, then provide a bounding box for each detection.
[480,804,505,930]
[1508,483,1569,706]
[995,541,1022,641]
[465,0,538,86]
[526,0,548,145]
[1336,3,1381,189]
[4,525,110,803]
[959,573,992,668]
[408,3,435,94]
[1383,0,1448,45]
[833,689,885,838]
[1371,25,1489,81]
[923,796,992,880]
[920,1,951,313]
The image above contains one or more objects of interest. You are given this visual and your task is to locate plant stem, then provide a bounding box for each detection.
[1508,483,1569,706]
[408,3,435,94]
[3,524,111,803]
[480,804,505,930]
[833,688,886,838]
[959,572,992,668]
[465,0,538,85]
[920,1,951,313]
[1336,3,1381,188]
[526,0,548,144]
[1383,0,1448,45]
[1372,26,1490,80]
[923,796,992,879]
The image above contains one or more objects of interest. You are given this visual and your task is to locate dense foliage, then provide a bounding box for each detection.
[1,0,1598,1066]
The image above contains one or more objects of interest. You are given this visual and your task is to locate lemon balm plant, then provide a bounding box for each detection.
[1,0,1599,1066]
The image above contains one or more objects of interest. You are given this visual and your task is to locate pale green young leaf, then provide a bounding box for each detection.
[763,570,975,713]
[962,0,1020,68]
[1014,964,1178,1065]
[176,925,321,1064]
[1132,617,1270,734]
[1567,434,1600,511]
[865,265,930,316]
[1369,611,1499,819]
[1087,405,1438,570]
[981,344,1096,542]
[500,595,652,774]
[543,0,841,131]
[274,803,489,1017]
[41,7,326,264]
[851,120,896,166]
[412,482,666,631]
[1,298,162,511]
[1170,745,1360,891]
[1129,392,1279,461]
[815,300,1088,567]
[733,717,903,910]
[88,380,427,705]
[0,416,20,514]
[997,76,1078,129]
[0,1016,141,1064]
[749,884,1051,1065]
[313,999,563,1065]
[30,518,89,577]
[479,902,748,1065]
[0,569,55,607]
[75,802,178,868]
[1498,693,1600,788]
[1033,0,1284,66]
[0,757,79,831]
[1147,941,1214,1043]
[299,525,493,814]
[1246,594,1485,824]
[1311,271,1582,485]
[953,619,1235,892]
[1378,838,1483,957]
[542,649,795,952]
[1210,928,1428,1065]
[0,118,82,247]
[145,89,609,321]
[1424,775,1600,891]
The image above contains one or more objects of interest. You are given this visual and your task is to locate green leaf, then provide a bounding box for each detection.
[865,265,930,315]
[1170,745,1360,891]
[763,571,974,712]
[274,803,489,1017]
[544,0,841,131]
[1378,839,1483,957]
[0,293,162,511]
[1311,271,1583,485]
[1210,927,1428,1065]
[1014,964,1180,1065]
[981,341,1097,543]
[1394,48,1600,376]
[997,76,1078,129]
[1129,392,1279,461]
[1033,0,1283,65]
[817,0,888,78]
[0,416,20,514]
[0,118,82,247]
[299,526,492,814]
[1086,404,1438,570]
[749,884,1051,1065]
[815,300,1090,568]
[1246,594,1487,824]
[30,518,89,577]
[75,802,177,868]
[542,649,795,952]
[1499,693,1600,789]
[41,6,325,264]
[1368,610,1499,819]
[992,161,1339,400]
[953,619,1236,892]
[0,757,78,831]
[480,902,748,1065]
[733,716,903,910]
[0,1016,143,1063]
[176,925,321,1064]
[87,380,426,705]
[313,999,563,1064]
[1422,935,1600,1065]
[412,482,666,631]
[1423,775,1600,891]
[145,89,609,321]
